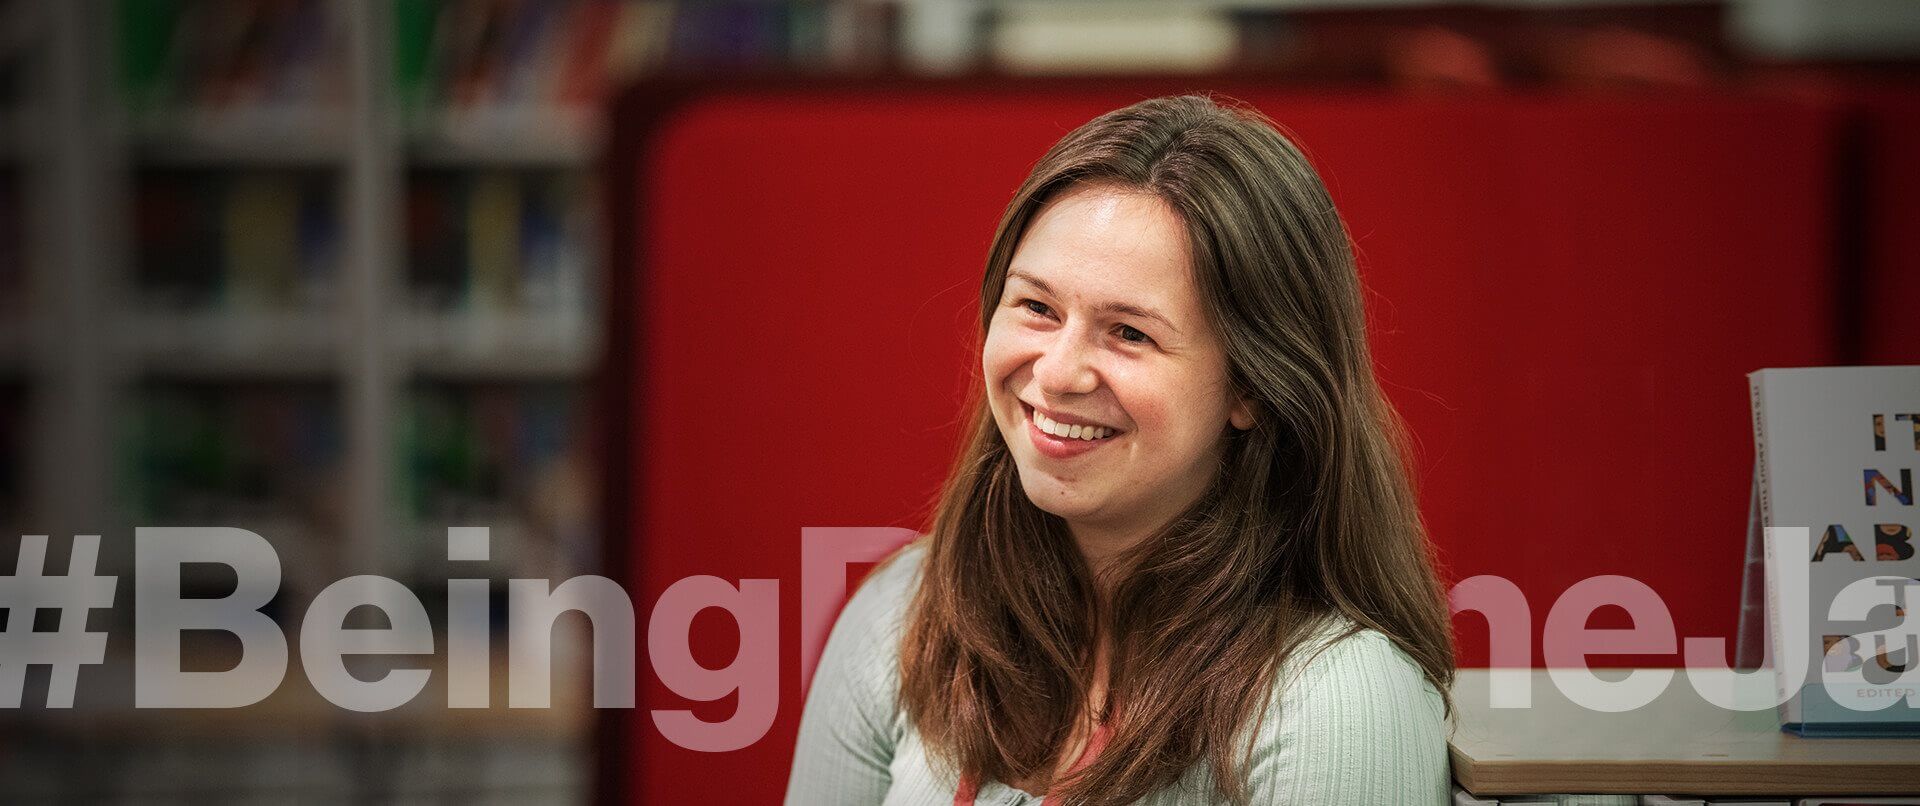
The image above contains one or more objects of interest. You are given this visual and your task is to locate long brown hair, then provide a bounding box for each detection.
[897,94,1454,805]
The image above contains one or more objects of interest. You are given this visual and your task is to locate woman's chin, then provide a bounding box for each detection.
[1016,476,1108,523]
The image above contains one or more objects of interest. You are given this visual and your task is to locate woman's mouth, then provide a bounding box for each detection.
[1023,404,1121,459]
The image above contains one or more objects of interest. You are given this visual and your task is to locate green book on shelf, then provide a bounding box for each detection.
[393,0,437,111]
[117,0,182,108]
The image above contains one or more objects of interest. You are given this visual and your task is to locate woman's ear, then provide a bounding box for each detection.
[1229,397,1255,431]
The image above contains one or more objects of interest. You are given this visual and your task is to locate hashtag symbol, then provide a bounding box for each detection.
[0,535,116,708]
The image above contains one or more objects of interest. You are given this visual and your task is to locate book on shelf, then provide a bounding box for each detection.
[122,380,342,525]
[117,0,342,117]
[135,168,338,314]
[1748,365,1920,737]
[394,0,641,115]
[392,0,898,119]
[398,380,592,577]
[118,379,345,605]
[406,167,589,316]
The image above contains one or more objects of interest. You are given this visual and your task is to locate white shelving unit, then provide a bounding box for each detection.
[16,0,603,610]
[2,5,604,798]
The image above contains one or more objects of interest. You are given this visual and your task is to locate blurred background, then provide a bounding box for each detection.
[0,0,1916,804]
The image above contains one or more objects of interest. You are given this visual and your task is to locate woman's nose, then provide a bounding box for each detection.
[1032,334,1099,397]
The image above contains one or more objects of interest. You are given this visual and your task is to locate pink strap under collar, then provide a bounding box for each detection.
[952,721,1113,806]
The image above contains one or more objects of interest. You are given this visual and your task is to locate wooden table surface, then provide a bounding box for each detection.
[1449,669,1920,796]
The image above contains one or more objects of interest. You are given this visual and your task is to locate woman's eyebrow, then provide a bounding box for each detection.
[1007,269,1183,337]
[1107,302,1182,337]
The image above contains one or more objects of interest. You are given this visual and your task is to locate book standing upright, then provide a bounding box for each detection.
[1749,366,1920,737]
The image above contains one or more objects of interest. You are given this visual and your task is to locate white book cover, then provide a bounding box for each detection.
[1749,366,1920,733]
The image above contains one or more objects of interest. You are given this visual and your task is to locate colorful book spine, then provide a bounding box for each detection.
[465,172,521,312]
[400,381,581,522]
[136,169,338,311]
[408,168,589,315]
[223,173,299,310]
[393,0,674,112]
[124,381,341,522]
[116,0,341,112]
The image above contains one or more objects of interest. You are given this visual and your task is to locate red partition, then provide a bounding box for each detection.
[1857,88,1920,365]
[602,80,1841,804]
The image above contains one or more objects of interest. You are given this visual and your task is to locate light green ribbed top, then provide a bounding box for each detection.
[785,543,1452,805]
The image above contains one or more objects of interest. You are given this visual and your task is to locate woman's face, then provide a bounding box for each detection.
[983,182,1252,537]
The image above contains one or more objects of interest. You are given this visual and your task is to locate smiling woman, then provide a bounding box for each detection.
[787,95,1456,806]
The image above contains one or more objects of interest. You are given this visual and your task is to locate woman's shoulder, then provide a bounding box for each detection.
[842,539,929,628]
[1263,616,1449,730]
[794,541,928,754]
[818,539,929,672]
[1235,617,1452,805]
[787,542,931,803]
[1273,617,1441,698]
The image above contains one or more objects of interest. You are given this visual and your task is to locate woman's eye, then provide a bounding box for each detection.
[1022,299,1053,318]
[1116,324,1152,344]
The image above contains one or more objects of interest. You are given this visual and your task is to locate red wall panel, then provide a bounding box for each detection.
[1859,89,1920,365]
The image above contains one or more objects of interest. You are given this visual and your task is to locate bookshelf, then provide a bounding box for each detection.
[6,9,931,797]
[6,0,622,676]
[0,1,623,798]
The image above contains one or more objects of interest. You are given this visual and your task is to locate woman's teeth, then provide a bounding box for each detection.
[1033,410,1113,441]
